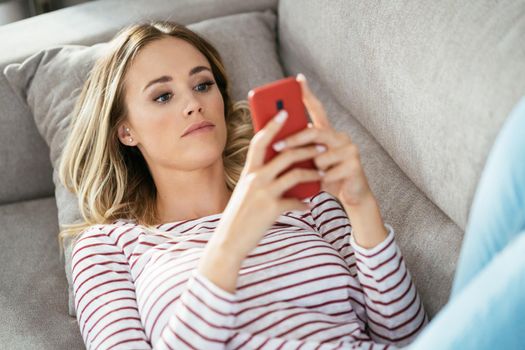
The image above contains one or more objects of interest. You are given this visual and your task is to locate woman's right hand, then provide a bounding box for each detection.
[197,109,325,292]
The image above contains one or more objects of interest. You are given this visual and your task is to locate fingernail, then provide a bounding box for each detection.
[318,170,325,176]
[273,140,286,152]
[316,145,327,153]
[297,73,306,81]
[275,110,288,123]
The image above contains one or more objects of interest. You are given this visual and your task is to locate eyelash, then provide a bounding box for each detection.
[154,80,215,104]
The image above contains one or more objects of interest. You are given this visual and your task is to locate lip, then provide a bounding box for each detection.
[181,120,215,137]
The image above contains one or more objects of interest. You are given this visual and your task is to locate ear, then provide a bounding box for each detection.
[117,123,135,146]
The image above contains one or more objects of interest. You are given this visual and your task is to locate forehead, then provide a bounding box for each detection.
[126,36,210,85]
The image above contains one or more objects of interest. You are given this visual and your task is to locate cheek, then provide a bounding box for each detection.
[139,111,174,138]
[211,91,227,141]
[208,89,224,112]
[130,105,180,157]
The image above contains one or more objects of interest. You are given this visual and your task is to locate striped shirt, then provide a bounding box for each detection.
[72,190,428,349]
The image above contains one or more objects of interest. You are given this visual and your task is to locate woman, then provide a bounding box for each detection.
[59,20,524,350]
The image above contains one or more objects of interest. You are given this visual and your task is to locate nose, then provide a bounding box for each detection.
[183,95,203,117]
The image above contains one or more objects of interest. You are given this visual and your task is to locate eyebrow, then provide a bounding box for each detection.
[142,65,212,92]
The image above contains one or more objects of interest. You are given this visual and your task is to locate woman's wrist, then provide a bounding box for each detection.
[198,239,243,294]
[342,191,388,249]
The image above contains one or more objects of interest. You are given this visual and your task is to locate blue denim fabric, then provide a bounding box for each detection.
[406,96,525,349]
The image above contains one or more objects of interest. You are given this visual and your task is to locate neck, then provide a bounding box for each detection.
[154,162,233,224]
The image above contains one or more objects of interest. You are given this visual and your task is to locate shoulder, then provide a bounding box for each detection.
[73,219,139,251]
[76,221,119,239]
[70,222,138,279]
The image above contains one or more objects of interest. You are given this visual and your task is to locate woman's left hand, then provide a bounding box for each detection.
[272,73,373,207]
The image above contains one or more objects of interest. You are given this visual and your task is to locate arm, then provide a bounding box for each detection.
[344,191,388,249]
[72,226,237,350]
[309,191,428,347]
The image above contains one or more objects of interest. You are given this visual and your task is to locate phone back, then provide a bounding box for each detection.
[248,77,320,200]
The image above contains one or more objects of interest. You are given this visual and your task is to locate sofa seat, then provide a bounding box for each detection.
[0,197,84,349]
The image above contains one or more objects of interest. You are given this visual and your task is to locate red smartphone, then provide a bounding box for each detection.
[248,77,321,200]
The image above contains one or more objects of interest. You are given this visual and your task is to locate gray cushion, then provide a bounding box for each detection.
[0,0,277,207]
[277,0,525,230]
[0,197,84,349]
[2,10,284,317]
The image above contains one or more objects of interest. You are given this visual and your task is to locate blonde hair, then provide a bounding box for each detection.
[57,21,254,258]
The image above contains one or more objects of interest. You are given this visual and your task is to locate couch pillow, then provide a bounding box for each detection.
[2,10,283,317]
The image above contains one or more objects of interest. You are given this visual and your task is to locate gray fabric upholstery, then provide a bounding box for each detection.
[277,0,525,230]
[3,10,283,318]
[0,197,84,349]
[0,71,54,205]
[0,0,277,206]
[1,0,523,348]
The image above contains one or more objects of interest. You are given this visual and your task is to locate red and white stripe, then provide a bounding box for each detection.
[71,191,427,349]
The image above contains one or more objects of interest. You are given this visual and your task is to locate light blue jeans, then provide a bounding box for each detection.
[407,96,525,350]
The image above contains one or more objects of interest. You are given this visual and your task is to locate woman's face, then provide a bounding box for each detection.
[119,36,227,172]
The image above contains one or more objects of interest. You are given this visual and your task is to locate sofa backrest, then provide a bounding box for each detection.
[277,0,525,230]
[0,0,277,206]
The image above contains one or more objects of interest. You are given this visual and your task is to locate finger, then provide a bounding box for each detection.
[322,162,348,183]
[269,167,324,197]
[246,109,288,170]
[296,74,332,129]
[274,127,350,151]
[322,158,361,182]
[264,144,323,180]
[314,143,359,171]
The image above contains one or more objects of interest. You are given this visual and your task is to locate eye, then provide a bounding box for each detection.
[154,92,172,104]
[195,80,215,92]
[153,80,215,104]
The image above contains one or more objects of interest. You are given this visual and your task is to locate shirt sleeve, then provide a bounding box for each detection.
[307,191,429,347]
[72,226,237,350]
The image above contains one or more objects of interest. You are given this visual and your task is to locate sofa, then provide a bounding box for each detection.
[1,0,524,348]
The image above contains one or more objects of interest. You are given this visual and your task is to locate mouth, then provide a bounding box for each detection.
[181,121,215,137]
